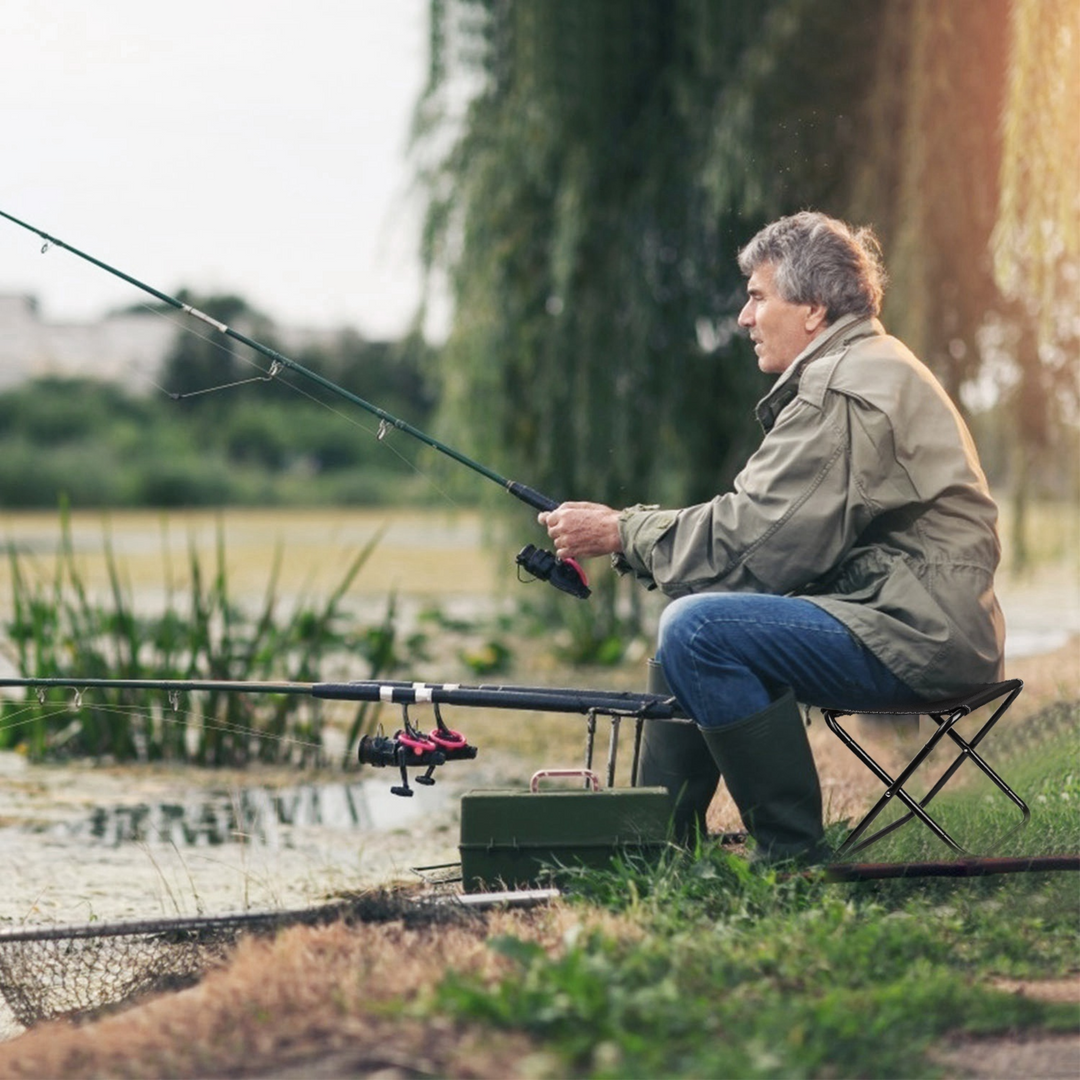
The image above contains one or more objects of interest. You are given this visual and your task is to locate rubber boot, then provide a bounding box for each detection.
[698,690,829,865]
[636,659,720,844]
[637,721,721,845]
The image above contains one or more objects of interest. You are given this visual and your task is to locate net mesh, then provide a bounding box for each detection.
[0,919,235,1028]
[0,893,453,1030]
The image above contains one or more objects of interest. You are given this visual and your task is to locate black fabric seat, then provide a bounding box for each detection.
[821,679,1029,856]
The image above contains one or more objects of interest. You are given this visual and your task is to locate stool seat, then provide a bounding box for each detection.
[821,679,1029,857]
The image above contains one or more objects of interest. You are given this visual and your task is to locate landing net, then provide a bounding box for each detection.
[0,893,449,1030]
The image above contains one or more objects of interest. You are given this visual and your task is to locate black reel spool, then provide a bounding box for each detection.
[516,544,591,599]
[357,703,477,796]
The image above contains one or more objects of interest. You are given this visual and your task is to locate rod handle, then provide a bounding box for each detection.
[506,481,559,512]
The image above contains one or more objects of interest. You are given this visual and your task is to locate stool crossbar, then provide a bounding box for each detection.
[821,679,1030,856]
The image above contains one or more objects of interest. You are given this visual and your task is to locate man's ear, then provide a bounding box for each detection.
[805,304,829,333]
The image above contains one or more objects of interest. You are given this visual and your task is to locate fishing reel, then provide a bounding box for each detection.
[516,544,591,600]
[358,703,477,797]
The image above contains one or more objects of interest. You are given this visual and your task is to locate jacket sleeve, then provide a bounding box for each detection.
[617,393,878,598]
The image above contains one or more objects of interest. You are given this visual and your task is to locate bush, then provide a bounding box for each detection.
[0,374,446,509]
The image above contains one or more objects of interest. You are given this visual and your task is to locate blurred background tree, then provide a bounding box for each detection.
[990,0,1080,570]
[0,309,436,510]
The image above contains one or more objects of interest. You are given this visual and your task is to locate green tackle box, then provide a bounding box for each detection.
[459,770,672,893]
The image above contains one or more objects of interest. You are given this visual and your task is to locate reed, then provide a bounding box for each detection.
[0,509,421,766]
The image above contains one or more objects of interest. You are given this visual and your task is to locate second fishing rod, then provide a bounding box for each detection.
[0,207,589,599]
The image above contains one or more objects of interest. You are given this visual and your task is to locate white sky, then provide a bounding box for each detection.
[0,0,438,338]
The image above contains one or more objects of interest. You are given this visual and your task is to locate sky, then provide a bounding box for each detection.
[0,0,438,339]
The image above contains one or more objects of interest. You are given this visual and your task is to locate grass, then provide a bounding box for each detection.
[0,698,1075,1078]
[0,505,648,772]
[424,716,1079,1078]
[996,490,1080,577]
[434,880,1072,1078]
[859,698,1079,863]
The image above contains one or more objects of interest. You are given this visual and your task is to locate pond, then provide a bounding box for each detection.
[0,751,468,931]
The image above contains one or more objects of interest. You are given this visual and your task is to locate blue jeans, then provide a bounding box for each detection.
[657,593,919,728]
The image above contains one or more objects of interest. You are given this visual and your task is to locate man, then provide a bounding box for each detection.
[539,211,1004,863]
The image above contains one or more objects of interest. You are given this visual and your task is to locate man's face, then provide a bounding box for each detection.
[738,262,827,374]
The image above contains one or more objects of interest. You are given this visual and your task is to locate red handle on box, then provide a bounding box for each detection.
[530,769,601,792]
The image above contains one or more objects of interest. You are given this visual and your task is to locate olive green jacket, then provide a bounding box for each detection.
[617,315,1005,697]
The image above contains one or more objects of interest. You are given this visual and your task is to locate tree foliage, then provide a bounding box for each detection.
[0,316,437,509]
[990,0,1080,567]
[418,1,776,517]
[849,0,1012,401]
[417,0,1017,509]
[994,0,1080,344]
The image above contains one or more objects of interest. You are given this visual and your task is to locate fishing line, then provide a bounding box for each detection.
[0,696,326,758]
[2,681,338,757]
[0,703,79,738]
[167,362,283,400]
[128,299,464,509]
[2,206,590,599]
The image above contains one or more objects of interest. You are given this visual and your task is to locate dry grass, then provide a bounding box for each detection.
[0,507,499,605]
[0,899,641,1079]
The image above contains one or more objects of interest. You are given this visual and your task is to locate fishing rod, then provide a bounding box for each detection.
[0,674,682,715]
[0,207,590,600]
[0,675,683,796]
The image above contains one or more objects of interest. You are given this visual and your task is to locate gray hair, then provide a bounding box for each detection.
[737,211,887,321]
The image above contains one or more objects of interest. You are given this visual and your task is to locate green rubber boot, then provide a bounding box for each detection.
[698,690,829,865]
[637,659,720,844]
[637,721,721,845]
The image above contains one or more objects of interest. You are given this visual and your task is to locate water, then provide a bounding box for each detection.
[75,779,435,848]
[0,750,488,1040]
[0,507,512,932]
[0,752,465,931]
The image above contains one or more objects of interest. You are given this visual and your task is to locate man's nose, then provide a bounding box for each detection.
[738,301,754,327]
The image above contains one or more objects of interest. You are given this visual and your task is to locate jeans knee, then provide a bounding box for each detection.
[657,594,701,656]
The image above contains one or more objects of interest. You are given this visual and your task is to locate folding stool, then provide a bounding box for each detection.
[821,679,1030,856]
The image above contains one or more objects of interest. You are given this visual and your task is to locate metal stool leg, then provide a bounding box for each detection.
[826,708,969,854]
[824,680,1030,857]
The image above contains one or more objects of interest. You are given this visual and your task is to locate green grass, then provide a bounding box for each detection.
[837,699,1079,864]
[429,717,1080,1078]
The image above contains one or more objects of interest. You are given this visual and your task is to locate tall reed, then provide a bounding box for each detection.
[0,510,422,766]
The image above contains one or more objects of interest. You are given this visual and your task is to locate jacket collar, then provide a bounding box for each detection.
[755,315,883,431]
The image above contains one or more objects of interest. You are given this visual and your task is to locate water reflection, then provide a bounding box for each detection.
[75,779,439,849]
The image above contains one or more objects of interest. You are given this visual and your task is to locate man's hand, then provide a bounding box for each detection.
[538,501,623,561]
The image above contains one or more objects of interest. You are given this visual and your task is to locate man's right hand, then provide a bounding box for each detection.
[538,501,623,561]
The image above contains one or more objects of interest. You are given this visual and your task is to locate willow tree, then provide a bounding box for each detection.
[414,0,1070,644]
[839,0,1013,403]
[413,0,889,644]
[418,3,757,508]
[838,0,1077,568]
